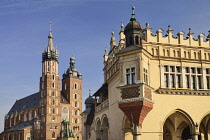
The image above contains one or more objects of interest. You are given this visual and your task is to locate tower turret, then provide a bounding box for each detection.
[124,7,144,47]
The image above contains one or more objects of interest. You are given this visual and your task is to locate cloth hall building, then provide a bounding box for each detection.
[81,7,210,140]
[0,23,82,140]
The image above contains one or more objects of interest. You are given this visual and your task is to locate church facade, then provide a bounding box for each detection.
[82,7,210,140]
[0,23,82,140]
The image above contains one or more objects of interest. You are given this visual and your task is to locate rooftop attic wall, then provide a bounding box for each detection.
[144,25,210,47]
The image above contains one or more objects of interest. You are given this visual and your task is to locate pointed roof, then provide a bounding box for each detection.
[42,22,59,61]
[7,92,40,115]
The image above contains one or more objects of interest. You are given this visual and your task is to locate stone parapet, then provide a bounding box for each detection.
[144,26,210,48]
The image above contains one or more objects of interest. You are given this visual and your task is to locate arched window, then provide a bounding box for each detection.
[75,110,77,116]
[52,91,55,97]
[52,108,55,114]
[75,118,78,124]
[177,51,180,57]
[129,36,133,45]
[34,109,37,117]
[52,116,55,122]
[188,52,191,59]
[52,83,55,88]
[167,50,170,56]
[194,52,197,59]
[8,134,11,140]
[64,83,67,90]
[52,132,55,138]
[62,107,69,120]
[204,53,207,60]
[24,112,27,121]
[198,52,200,59]
[52,99,55,105]
[135,36,139,45]
[20,132,23,140]
[173,50,176,57]
[74,94,77,99]
[152,48,154,55]
[75,102,78,107]
[184,51,187,58]
[50,125,53,129]
[163,49,166,56]
[14,133,17,140]
[29,110,32,120]
[74,83,77,89]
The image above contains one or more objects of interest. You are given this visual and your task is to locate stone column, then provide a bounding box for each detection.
[192,131,200,140]
[132,126,142,140]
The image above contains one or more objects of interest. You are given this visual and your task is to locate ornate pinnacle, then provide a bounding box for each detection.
[120,22,124,30]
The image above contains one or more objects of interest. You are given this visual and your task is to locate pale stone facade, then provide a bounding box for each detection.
[82,7,210,140]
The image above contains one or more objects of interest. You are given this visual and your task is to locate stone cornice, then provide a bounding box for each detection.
[157,88,210,96]
[118,97,154,104]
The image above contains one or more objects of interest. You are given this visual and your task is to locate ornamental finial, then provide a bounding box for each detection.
[120,22,124,30]
[111,30,114,36]
[130,6,136,21]
[89,89,92,97]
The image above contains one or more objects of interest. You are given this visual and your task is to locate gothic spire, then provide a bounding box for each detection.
[42,22,59,61]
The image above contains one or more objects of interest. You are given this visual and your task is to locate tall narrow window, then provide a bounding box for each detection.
[126,69,131,84]
[135,36,139,45]
[176,75,181,88]
[191,76,196,89]
[164,74,168,87]
[52,108,55,114]
[144,69,148,84]
[52,99,55,105]
[74,84,77,89]
[170,74,175,88]
[126,68,136,84]
[52,132,55,138]
[129,36,133,45]
[197,76,202,89]
[131,68,135,84]
[186,75,190,88]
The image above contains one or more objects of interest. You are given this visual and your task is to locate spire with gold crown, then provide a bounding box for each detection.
[42,22,59,61]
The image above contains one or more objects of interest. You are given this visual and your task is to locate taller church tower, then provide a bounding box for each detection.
[39,22,61,140]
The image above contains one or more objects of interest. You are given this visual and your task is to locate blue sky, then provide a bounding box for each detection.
[0,0,210,132]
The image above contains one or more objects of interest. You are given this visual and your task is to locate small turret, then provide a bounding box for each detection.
[124,6,144,47]
[119,22,125,47]
[62,57,82,79]
[110,30,116,49]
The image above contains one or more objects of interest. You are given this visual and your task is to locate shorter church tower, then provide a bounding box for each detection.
[62,57,82,139]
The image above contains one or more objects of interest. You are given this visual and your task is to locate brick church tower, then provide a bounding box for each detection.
[40,22,61,139]
[61,57,82,139]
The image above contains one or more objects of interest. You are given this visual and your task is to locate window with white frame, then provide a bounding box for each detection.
[163,65,205,90]
[206,68,210,89]
[144,68,148,84]
[126,67,135,84]
[164,66,181,88]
